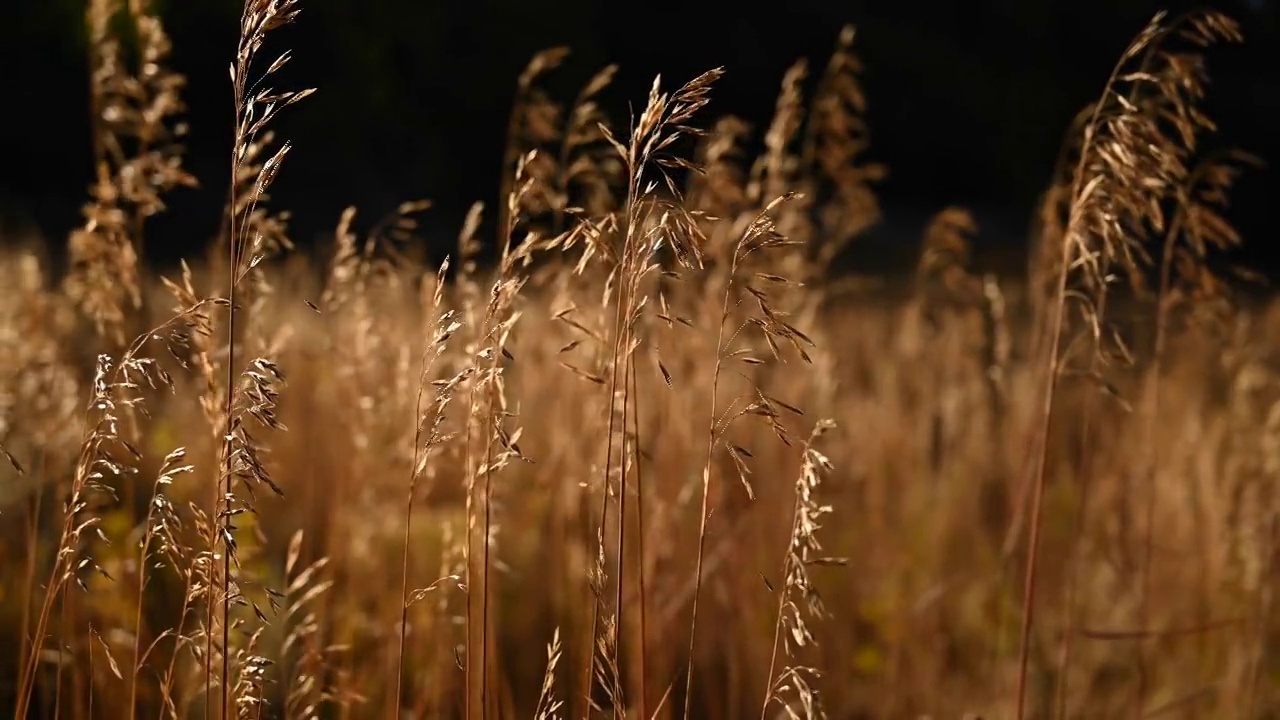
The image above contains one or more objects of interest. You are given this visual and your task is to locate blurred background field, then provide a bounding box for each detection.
[1,1,1279,719]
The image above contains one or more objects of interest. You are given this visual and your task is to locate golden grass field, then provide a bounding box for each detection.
[1,1,1277,718]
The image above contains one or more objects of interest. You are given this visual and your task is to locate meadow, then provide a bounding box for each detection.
[0,2,1276,718]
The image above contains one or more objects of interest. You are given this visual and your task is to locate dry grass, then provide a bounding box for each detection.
[1,3,1276,719]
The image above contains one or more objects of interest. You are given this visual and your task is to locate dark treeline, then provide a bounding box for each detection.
[1,0,1276,276]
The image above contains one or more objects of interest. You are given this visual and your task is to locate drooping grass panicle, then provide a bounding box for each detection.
[1016,10,1243,720]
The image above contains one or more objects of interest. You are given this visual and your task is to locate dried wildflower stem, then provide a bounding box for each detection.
[218,2,310,716]
[463,193,524,717]
[683,277,730,717]
[1051,206,1125,720]
[464,376,480,720]
[480,332,498,719]
[130,491,159,715]
[760,448,812,719]
[584,68,724,717]
[220,63,246,720]
[629,360,650,720]
[685,197,783,718]
[607,199,642,720]
[1014,45,1131,720]
[1129,45,1180,716]
[582,258,631,713]
[604,245,656,715]
[394,261,454,718]
[479,181,523,720]
[1017,12,1239,716]
[598,191,654,720]
[159,552,200,717]
[216,20,255,717]
[464,218,508,720]
[54,596,67,719]
[215,267,232,704]
[486,269,529,719]
[1051,292,1114,720]
[586,80,646,716]
[128,450,193,718]
[13,305,211,720]
[579,260,634,715]
[759,419,835,720]
[1050,33,1186,719]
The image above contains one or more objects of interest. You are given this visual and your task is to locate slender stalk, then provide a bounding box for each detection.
[394,280,458,715]
[630,361,650,720]
[1015,251,1068,720]
[205,492,216,720]
[129,520,156,716]
[463,365,480,720]
[584,152,641,719]
[219,92,242,720]
[684,249,737,719]
[590,276,620,657]
[481,367,497,719]
[214,14,249,716]
[1015,30,1144,716]
[159,565,198,719]
[478,177,525,720]
[612,358,630,720]
[582,252,629,716]
[760,472,805,719]
[55,593,67,719]
[393,362,432,717]
[1050,293,1108,720]
[1134,177,1194,719]
[612,239,645,719]
[464,219,519,719]
[86,619,94,720]
[219,76,263,720]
